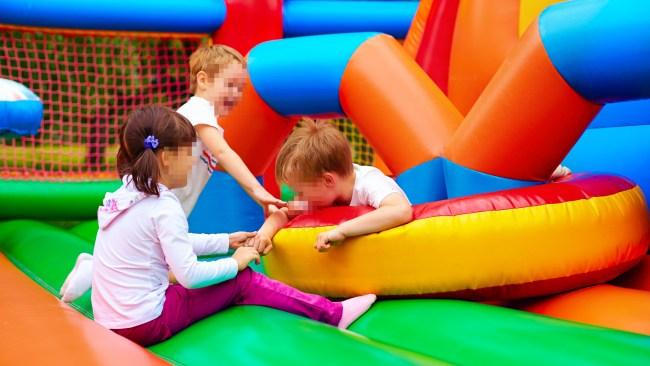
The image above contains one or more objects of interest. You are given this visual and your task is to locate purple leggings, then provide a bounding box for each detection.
[113,268,342,346]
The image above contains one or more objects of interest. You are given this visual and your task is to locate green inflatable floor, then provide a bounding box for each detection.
[1,220,649,365]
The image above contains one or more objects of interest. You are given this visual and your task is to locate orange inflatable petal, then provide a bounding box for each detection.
[0,255,166,365]
[521,284,650,336]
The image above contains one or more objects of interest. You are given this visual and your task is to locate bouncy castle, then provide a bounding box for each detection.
[1,0,649,364]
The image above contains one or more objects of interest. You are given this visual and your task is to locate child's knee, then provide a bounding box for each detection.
[235,267,255,286]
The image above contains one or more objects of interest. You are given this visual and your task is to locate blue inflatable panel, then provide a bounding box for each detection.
[564,124,650,196]
[247,33,377,116]
[284,1,417,38]
[0,0,225,33]
[0,79,43,136]
[188,171,264,234]
[539,0,650,103]
[396,158,446,204]
[443,159,538,199]
[589,99,650,129]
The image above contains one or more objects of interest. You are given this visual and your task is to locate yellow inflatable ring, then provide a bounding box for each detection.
[264,174,650,300]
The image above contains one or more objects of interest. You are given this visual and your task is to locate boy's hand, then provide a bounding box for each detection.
[245,235,274,255]
[315,228,346,252]
[232,247,260,270]
[252,187,286,210]
[266,204,280,215]
[229,231,257,249]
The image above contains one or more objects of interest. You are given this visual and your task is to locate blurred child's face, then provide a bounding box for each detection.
[203,62,246,116]
[160,145,195,189]
[287,174,341,209]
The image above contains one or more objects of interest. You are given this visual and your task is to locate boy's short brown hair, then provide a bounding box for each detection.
[276,119,353,184]
[188,44,245,94]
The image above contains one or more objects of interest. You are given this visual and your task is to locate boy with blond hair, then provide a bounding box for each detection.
[175,44,283,214]
[249,119,413,252]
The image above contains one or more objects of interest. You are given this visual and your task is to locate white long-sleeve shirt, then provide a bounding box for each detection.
[92,176,238,329]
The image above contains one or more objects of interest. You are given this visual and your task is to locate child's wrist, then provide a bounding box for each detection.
[256,233,270,241]
[334,226,348,239]
[252,183,266,194]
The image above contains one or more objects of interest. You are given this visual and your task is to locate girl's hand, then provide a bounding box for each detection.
[245,235,273,255]
[315,228,346,252]
[168,271,178,284]
[229,231,257,249]
[232,247,260,270]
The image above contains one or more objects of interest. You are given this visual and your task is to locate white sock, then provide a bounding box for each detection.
[60,253,93,303]
[337,294,377,329]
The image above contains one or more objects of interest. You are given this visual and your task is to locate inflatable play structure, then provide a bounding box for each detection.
[1,0,650,364]
[0,78,43,136]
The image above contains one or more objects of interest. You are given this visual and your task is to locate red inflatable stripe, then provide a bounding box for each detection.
[414,0,460,93]
[286,174,636,228]
[397,250,647,301]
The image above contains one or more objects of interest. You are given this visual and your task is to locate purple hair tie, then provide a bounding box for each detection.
[144,135,159,150]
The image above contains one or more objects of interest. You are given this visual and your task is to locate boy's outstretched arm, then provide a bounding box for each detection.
[315,193,412,251]
[246,208,290,255]
[196,125,285,208]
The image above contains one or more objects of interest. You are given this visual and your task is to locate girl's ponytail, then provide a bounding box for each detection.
[116,105,196,196]
[131,145,161,196]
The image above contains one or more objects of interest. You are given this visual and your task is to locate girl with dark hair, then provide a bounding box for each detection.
[89,105,376,346]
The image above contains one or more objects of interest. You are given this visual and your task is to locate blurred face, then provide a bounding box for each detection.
[160,145,195,189]
[201,62,246,116]
[287,174,340,209]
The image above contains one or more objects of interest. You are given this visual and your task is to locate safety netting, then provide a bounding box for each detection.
[0,25,208,180]
[0,25,375,181]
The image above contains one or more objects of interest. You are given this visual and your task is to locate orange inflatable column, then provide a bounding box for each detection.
[403,0,434,57]
[220,78,295,176]
[340,34,462,202]
[445,21,601,182]
[447,0,520,115]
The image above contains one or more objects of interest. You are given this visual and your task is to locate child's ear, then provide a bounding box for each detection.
[159,150,171,168]
[196,70,208,88]
[322,173,336,187]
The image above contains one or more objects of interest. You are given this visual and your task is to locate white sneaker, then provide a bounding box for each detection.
[60,253,93,303]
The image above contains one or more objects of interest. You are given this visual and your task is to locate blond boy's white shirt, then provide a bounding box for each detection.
[174,96,224,216]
